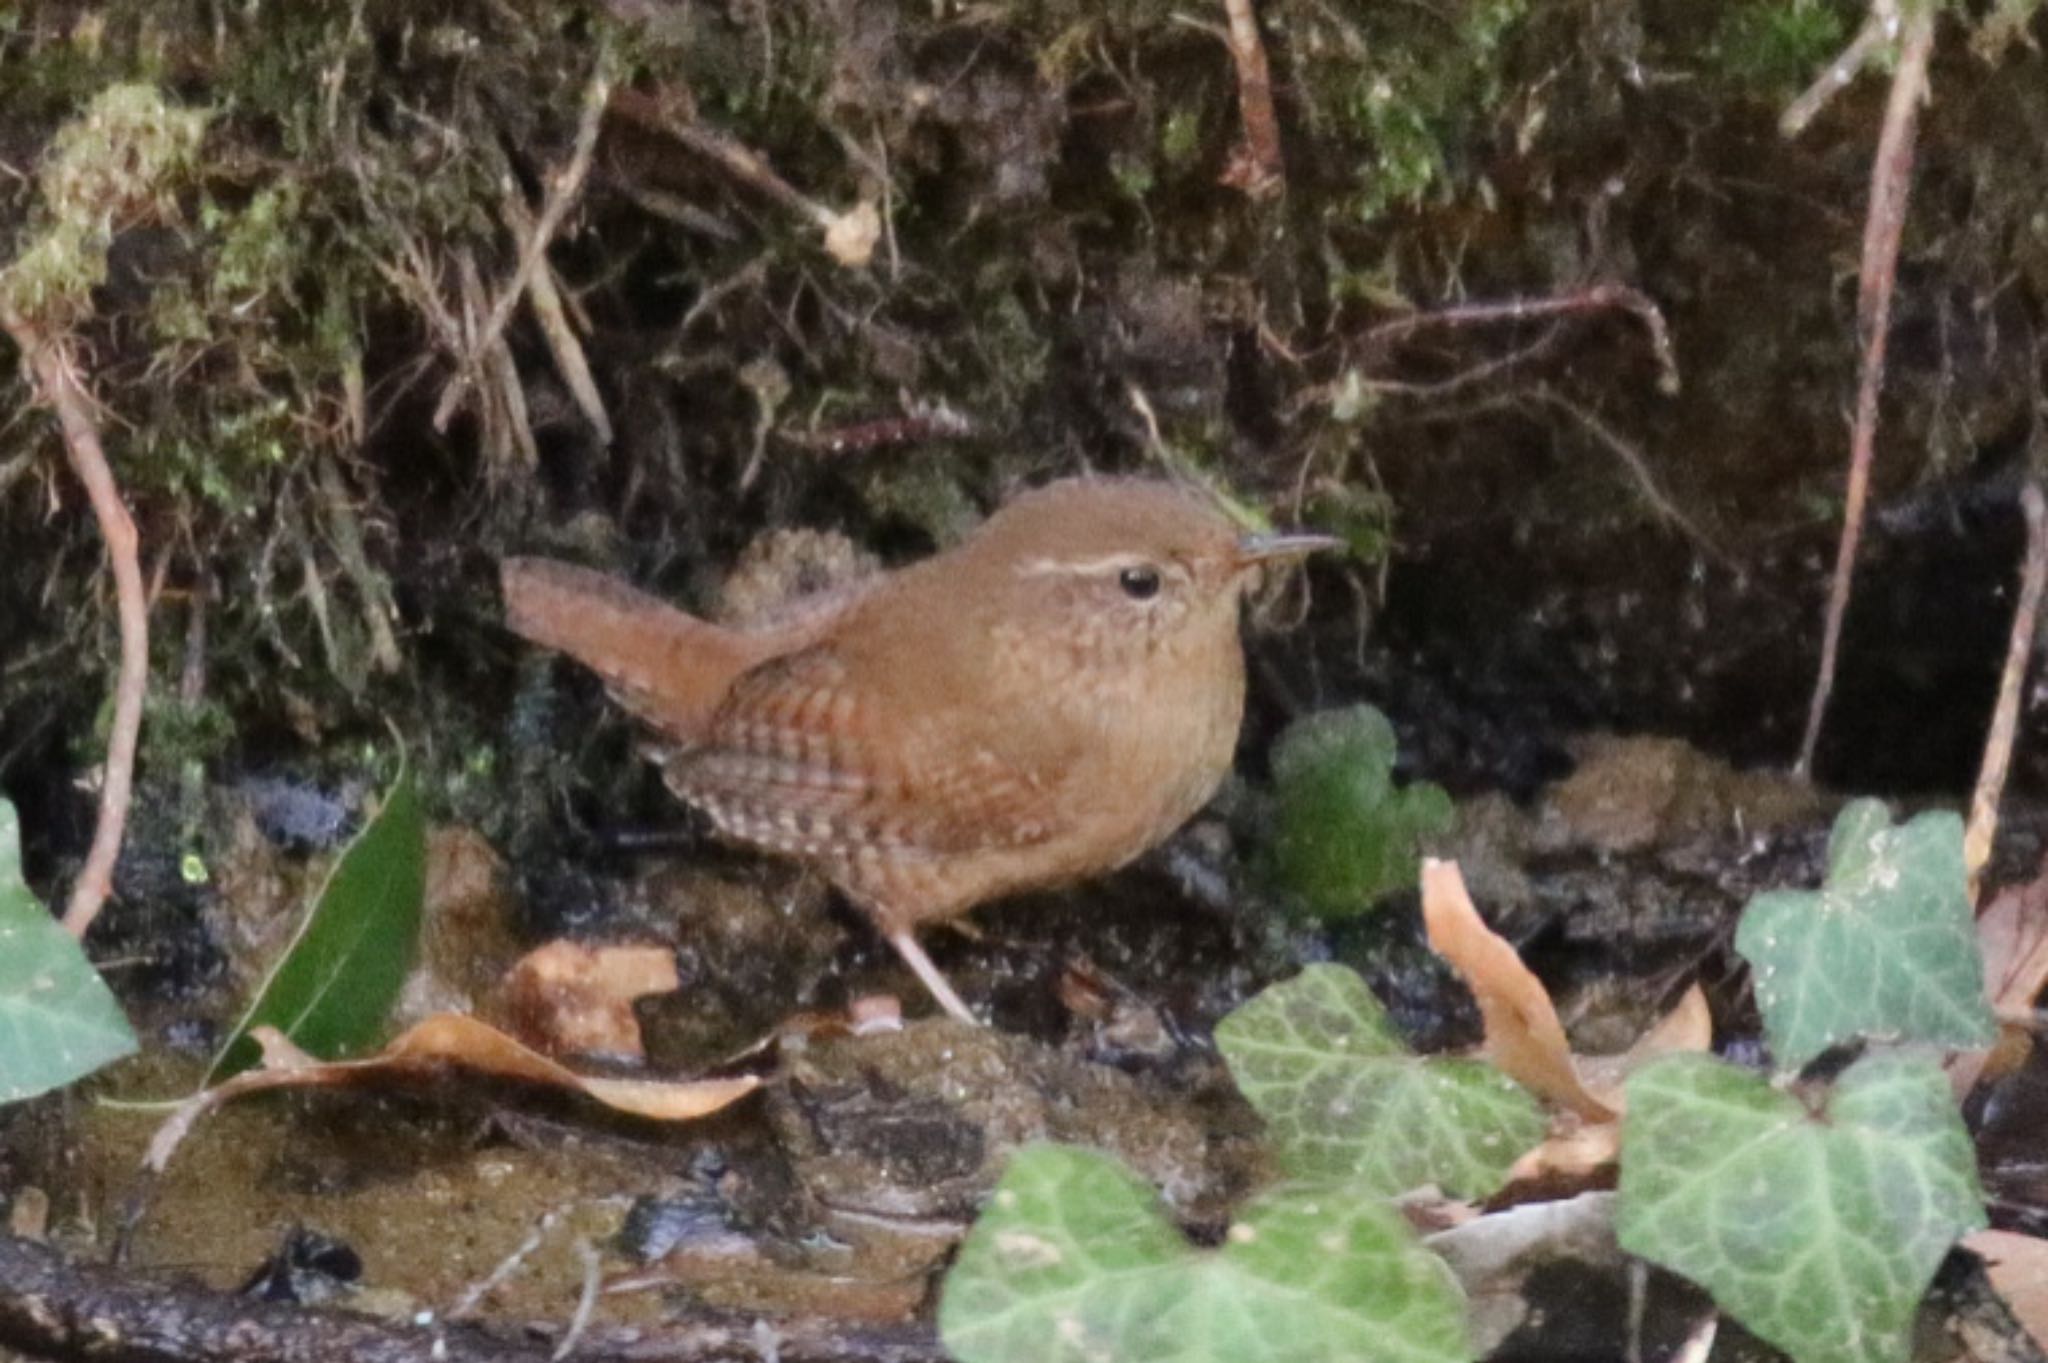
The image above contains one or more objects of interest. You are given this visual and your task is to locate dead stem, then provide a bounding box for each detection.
[611,88,836,231]
[606,88,878,267]
[1219,0,1286,198]
[0,320,147,939]
[1795,3,1935,778]
[1529,388,1729,567]
[501,187,613,446]
[1357,283,1681,395]
[313,452,402,676]
[434,52,612,433]
[1780,5,1900,139]
[1965,482,2048,902]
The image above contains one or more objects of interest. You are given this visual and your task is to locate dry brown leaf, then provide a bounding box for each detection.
[146,1014,760,1175]
[1420,857,1715,1192]
[1576,984,1714,1103]
[1502,984,1712,1190]
[1980,864,2048,1016]
[1965,1229,2048,1349]
[1950,858,2048,1095]
[1422,858,1617,1122]
[499,940,680,1061]
[1503,1112,1623,1186]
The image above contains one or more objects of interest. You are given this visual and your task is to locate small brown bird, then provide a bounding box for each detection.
[501,478,1337,1023]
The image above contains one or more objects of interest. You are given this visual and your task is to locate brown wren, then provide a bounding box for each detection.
[500,477,1338,1023]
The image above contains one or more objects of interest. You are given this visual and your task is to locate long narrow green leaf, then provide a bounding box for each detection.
[208,766,424,1081]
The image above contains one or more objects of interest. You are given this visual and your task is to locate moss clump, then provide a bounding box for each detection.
[1710,0,1853,96]
[0,82,207,326]
[1283,0,1530,219]
[1267,705,1454,919]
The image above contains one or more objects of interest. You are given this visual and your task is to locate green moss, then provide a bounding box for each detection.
[1282,0,1529,220]
[0,82,207,326]
[1710,0,1853,95]
[1267,705,1454,918]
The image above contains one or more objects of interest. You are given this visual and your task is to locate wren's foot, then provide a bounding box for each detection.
[885,928,980,1025]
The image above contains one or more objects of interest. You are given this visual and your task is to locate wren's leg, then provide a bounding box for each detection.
[884,927,980,1025]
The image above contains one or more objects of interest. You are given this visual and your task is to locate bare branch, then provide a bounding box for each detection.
[1780,10,1897,139]
[501,188,613,446]
[1796,3,1936,777]
[1965,483,2048,901]
[0,321,147,939]
[434,52,612,433]
[1220,0,1285,198]
[1357,283,1680,395]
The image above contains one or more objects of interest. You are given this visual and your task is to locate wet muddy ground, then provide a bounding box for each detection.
[11,704,2047,1360]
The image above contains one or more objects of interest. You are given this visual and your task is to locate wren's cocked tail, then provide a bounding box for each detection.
[501,477,1340,1024]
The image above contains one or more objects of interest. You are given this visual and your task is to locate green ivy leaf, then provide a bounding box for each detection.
[1269,705,1454,918]
[1735,800,1994,1070]
[940,1143,1471,1363]
[1216,964,1543,1199]
[1617,1052,1985,1363]
[208,765,425,1081]
[0,800,137,1101]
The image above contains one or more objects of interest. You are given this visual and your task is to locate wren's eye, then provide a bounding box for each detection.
[1118,565,1162,600]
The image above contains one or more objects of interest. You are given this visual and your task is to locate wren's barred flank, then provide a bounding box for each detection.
[500,477,1339,1023]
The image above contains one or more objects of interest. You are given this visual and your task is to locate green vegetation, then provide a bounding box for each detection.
[1217,963,1541,1199]
[0,82,206,326]
[940,1143,1471,1363]
[1268,705,1454,918]
[1736,800,1995,1069]
[1711,0,1854,95]
[948,788,1995,1363]
[0,800,136,1102]
[1620,1052,1983,1363]
[209,763,424,1080]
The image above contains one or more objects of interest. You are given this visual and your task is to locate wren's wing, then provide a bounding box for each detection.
[663,644,1068,862]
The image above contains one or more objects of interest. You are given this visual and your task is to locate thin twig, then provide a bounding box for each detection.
[606,88,878,267]
[1780,7,1899,139]
[1795,3,1936,777]
[313,451,402,675]
[1,320,147,939]
[447,1209,563,1320]
[609,89,835,230]
[1357,283,1681,395]
[502,187,613,446]
[1218,0,1285,198]
[434,53,612,432]
[553,1239,602,1362]
[1529,388,1730,566]
[1965,483,2048,901]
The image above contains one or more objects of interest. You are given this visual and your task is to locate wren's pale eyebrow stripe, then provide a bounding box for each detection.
[1016,554,1189,579]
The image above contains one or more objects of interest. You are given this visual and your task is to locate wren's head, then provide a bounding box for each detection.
[964,478,1340,663]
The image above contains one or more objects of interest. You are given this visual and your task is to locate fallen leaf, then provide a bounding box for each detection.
[499,940,679,1061]
[1503,987,1712,1189]
[1576,984,1713,1101]
[1965,1228,2048,1349]
[1982,867,2048,1014]
[1951,858,2048,1095]
[1502,1112,1623,1188]
[1421,858,1615,1122]
[147,1014,759,1175]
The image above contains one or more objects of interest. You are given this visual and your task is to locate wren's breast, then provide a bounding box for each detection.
[1048,626,1247,878]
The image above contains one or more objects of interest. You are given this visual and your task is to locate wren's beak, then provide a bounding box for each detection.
[1234,531,1346,567]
